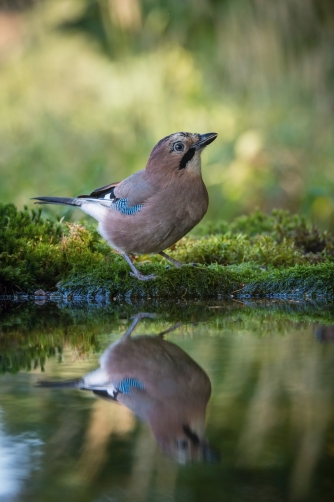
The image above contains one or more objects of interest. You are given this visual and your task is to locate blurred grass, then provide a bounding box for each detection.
[0,0,334,228]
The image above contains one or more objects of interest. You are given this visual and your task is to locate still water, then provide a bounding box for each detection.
[0,300,334,502]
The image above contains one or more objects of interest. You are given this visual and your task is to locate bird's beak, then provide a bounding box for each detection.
[193,132,218,150]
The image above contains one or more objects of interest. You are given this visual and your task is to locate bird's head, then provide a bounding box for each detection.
[146,132,217,182]
[154,422,219,464]
[148,398,218,464]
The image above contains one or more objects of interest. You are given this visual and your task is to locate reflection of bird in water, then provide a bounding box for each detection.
[38,314,216,463]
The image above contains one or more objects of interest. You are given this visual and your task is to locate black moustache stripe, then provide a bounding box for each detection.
[179,148,195,170]
[183,424,200,445]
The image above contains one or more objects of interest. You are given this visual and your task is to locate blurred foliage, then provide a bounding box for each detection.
[0,300,105,374]
[1,203,334,298]
[0,0,333,228]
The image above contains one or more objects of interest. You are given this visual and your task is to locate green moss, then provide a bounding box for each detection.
[195,208,334,256]
[1,204,334,299]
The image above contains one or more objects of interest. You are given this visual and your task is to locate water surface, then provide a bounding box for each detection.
[1,300,334,502]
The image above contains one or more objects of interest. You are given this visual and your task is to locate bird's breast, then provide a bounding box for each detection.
[99,178,208,254]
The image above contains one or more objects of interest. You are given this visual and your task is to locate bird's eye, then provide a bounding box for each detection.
[173,142,185,153]
[176,439,189,450]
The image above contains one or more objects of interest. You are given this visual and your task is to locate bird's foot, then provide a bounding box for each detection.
[159,251,202,269]
[165,263,198,270]
[170,259,183,269]
[121,252,158,281]
[159,251,199,268]
[129,271,158,281]
[159,251,184,268]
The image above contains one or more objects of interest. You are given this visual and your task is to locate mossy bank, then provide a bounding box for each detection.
[1,203,334,300]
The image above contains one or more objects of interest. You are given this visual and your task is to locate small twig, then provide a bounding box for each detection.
[181,287,187,300]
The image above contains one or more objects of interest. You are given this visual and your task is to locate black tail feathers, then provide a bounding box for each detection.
[36,378,84,389]
[32,196,82,207]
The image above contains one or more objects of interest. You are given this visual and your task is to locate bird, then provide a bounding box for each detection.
[33,131,217,280]
[37,313,215,463]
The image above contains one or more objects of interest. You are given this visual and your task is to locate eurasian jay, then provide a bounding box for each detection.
[38,313,214,463]
[33,131,217,280]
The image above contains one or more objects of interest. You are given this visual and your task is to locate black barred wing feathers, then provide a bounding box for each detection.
[77,181,120,201]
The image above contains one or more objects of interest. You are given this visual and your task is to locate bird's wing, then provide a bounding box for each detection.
[77,170,157,208]
[77,181,120,201]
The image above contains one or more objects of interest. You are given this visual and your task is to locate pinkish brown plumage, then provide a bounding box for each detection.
[33,131,217,280]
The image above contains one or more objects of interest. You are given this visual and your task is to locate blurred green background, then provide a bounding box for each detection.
[0,0,334,228]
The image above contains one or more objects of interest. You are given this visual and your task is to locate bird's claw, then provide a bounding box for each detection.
[129,272,158,281]
[165,262,198,270]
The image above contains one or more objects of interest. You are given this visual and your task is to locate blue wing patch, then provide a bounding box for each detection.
[111,198,143,216]
[117,377,145,395]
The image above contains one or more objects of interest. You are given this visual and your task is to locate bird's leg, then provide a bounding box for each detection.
[157,322,182,338]
[159,251,199,268]
[121,253,157,281]
[159,251,184,268]
[123,314,181,339]
[123,313,156,338]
